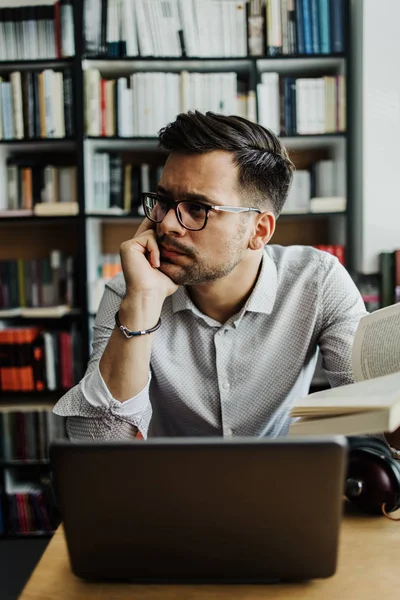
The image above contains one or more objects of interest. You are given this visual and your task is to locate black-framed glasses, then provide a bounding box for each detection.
[142,193,262,232]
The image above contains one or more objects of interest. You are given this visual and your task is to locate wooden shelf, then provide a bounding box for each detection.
[0,460,50,467]
[0,58,74,69]
[0,531,54,540]
[0,307,81,319]
[84,53,345,62]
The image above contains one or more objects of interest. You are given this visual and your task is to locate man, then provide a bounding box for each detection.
[54,110,369,441]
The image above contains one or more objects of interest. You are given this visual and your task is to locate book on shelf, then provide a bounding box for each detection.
[289,303,400,436]
[309,196,346,213]
[0,68,74,141]
[0,1,75,62]
[280,158,346,214]
[84,68,254,137]
[3,468,61,535]
[0,324,82,393]
[0,157,78,215]
[0,404,65,462]
[34,201,78,216]
[83,0,248,58]
[89,155,161,214]
[82,0,344,58]
[258,72,345,136]
[313,245,345,266]
[0,251,75,312]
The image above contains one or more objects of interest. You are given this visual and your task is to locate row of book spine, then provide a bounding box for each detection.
[1,161,77,216]
[313,244,345,266]
[0,326,81,393]
[83,0,345,58]
[90,155,160,214]
[84,0,248,58]
[282,159,346,214]
[0,1,75,62]
[0,408,65,462]
[0,252,75,312]
[0,68,74,141]
[0,491,57,536]
[258,73,345,136]
[249,0,345,57]
[84,69,253,137]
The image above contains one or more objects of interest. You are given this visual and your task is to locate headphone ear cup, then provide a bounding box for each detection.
[346,438,400,515]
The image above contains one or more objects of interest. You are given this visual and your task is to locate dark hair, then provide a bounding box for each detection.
[158,111,294,216]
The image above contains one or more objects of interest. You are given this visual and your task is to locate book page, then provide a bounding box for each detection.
[352,303,400,382]
[291,370,400,416]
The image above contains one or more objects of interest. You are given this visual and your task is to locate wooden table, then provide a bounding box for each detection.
[20,506,400,599]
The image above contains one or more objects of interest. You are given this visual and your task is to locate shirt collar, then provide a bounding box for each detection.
[171,249,278,318]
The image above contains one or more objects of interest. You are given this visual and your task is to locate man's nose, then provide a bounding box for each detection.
[159,205,186,235]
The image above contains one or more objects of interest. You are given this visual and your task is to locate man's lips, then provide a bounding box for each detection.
[160,245,188,258]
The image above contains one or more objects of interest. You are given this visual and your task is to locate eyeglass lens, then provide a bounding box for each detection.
[144,196,207,230]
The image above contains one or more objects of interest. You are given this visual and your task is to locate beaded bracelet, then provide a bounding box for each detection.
[115,311,161,338]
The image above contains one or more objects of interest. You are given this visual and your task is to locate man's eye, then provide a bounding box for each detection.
[187,203,204,215]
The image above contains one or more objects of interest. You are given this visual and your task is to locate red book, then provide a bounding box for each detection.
[334,245,345,266]
[59,332,73,389]
[16,493,27,534]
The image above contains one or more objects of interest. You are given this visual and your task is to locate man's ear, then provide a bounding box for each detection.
[248,212,276,250]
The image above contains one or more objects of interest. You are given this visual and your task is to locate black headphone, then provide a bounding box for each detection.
[345,436,400,517]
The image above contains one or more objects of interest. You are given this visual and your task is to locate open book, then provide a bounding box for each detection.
[289,303,400,436]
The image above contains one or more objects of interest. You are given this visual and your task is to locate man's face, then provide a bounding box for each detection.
[156,150,255,286]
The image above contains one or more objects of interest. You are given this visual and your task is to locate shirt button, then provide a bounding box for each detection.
[222,381,230,390]
[226,428,233,437]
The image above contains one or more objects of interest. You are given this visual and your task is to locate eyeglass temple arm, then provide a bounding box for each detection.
[213,206,262,214]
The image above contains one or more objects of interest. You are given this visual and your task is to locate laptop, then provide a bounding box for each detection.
[50,436,347,583]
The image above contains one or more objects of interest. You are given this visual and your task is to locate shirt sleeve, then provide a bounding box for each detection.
[317,253,368,388]
[53,274,153,440]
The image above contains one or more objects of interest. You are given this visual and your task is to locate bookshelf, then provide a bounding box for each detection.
[0,0,351,537]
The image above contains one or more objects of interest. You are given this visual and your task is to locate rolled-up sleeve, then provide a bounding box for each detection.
[317,254,368,388]
[53,272,153,440]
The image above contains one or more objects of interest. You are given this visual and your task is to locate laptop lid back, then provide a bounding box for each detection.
[50,436,347,583]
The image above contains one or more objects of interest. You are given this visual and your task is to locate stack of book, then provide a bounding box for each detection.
[314,245,345,266]
[0,405,65,461]
[0,325,82,393]
[83,0,248,58]
[2,469,61,536]
[0,251,75,313]
[1,158,78,216]
[0,1,75,61]
[249,0,345,56]
[0,68,74,141]
[257,73,345,135]
[281,158,346,214]
[89,155,161,214]
[84,69,253,137]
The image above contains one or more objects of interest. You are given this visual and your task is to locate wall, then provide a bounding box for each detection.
[350,0,400,274]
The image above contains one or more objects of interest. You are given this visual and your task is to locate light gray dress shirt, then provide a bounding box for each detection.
[53,245,368,440]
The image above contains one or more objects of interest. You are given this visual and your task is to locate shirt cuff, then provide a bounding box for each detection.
[80,366,151,416]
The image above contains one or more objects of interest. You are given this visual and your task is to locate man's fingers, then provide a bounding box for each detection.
[145,235,160,268]
[122,230,160,268]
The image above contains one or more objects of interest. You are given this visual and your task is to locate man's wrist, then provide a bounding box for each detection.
[119,293,164,332]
